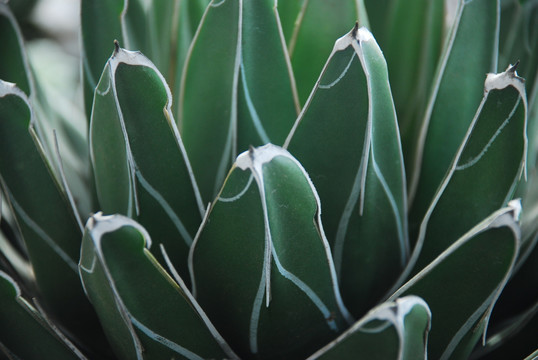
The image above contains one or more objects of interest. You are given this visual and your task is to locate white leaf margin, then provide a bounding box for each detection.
[79,212,239,360]
[89,44,205,243]
[306,295,431,360]
[389,200,522,360]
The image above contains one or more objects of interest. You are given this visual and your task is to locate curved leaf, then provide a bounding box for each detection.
[307,296,430,360]
[390,201,521,360]
[0,272,86,359]
[79,213,238,360]
[0,81,103,343]
[409,0,500,227]
[179,0,298,203]
[287,0,359,103]
[285,25,408,317]
[90,44,204,281]
[189,144,352,359]
[404,64,527,276]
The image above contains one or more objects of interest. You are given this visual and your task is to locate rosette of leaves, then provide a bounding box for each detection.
[0,0,537,359]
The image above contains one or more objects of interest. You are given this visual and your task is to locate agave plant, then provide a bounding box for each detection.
[0,0,537,359]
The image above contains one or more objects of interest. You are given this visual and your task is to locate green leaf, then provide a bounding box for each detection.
[405,64,527,275]
[409,0,500,226]
[79,213,238,360]
[381,0,444,174]
[0,81,103,343]
[285,25,408,317]
[287,0,359,103]
[90,44,204,282]
[81,0,126,120]
[0,272,86,359]
[190,144,353,359]
[0,3,33,96]
[307,296,430,360]
[179,0,298,203]
[389,201,521,360]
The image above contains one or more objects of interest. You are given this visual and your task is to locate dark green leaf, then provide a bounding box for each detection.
[390,202,521,360]
[79,213,238,360]
[179,0,298,203]
[285,25,408,317]
[190,144,353,359]
[405,65,527,275]
[287,0,359,103]
[0,3,33,96]
[0,272,86,359]
[381,0,444,178]
[307,296,430,360]
[90,45,204,282]
[409,0,500,227]
[81,0,125,120]
[0,81,104,345]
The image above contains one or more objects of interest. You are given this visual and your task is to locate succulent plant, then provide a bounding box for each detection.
[0,0,537,359]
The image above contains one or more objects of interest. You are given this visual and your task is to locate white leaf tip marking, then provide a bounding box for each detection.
[485,63,525,95]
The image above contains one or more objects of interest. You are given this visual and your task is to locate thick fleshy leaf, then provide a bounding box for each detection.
[0,3,33,96]
[189,144,353,359]
[179,0,298,203]
[287,0,359,103]
[80,0,125,120]
[0,272,86,359]
[380,0,444,174]
[79,213,238,360]
[408,0,500,227]
[307,296,430,360]
[403,64,527,276]
[285,25,408,317]
[390,201,521,360]
[0,81,104,342]
[90,44,204,281]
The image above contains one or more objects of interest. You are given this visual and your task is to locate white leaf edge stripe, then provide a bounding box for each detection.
[0,81,80,273]
[189,144,354,355]
[306,296,431,360]
[79,213,239,360]
[389,64,528,296]
[408,0,500,203]
[389,200,521,360]
[90,44,205,243]
[178,0,242,200]
[284,25,409,272]
[180,0,298,199]
[0,271,88,359]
